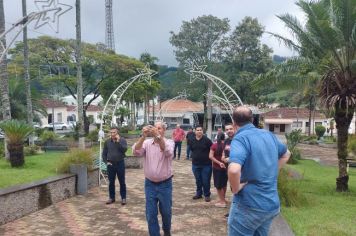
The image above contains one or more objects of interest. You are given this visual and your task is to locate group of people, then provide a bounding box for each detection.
[102,106,290,236]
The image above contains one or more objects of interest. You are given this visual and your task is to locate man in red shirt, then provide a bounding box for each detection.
[172,124,185,160]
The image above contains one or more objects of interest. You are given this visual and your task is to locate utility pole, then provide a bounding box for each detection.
[207,80,213,139]
[76,0,85,149]
[105,0,115,51]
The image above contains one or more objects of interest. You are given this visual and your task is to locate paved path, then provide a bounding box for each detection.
[298,143,338,166]
[0,138,296,236]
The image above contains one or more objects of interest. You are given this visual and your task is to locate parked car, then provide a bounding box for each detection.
[43,122,71,130]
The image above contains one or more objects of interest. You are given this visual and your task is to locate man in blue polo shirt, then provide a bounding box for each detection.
[228,106,290,236]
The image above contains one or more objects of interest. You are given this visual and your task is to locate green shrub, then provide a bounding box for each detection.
[285,129,302,164]
[40,130,59,143]
[87,129,98,142]
[24,145,41,156]
[278,168,308,207]
[315,125,326,140]
[119,126,129,134]
[0,140,4,158]
[348,135,356,155]
[57,148,94,173]
[309,139,318,145]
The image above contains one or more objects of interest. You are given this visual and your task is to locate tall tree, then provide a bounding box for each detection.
[223,17,273,104]
[170,15,230,136]
[22,0,34,145]
[259,0,356,191]
[75,0,84,148]
[0,0,11,160]
[0,0,11,121]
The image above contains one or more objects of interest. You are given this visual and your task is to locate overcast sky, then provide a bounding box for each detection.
[4,0,303,66]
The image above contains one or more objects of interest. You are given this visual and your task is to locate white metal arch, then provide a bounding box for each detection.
[157,92,188,122]
[184,62,244,118]
[98,65,156,185]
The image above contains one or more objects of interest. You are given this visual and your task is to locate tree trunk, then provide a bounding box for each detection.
[335,105,354,192]
[22,0,33,146]
[0,0,11,160]
[75,0,85,149]
[8,142,24,167]
[144,92,147,124]
[308,97,312,136]
[206,79,213,139]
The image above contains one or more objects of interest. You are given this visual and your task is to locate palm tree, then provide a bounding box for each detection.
[260,0,356,191]
[0,120,33,167]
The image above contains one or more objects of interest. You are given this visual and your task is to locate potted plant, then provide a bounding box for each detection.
[57,148,94,195]
[0,120,34,167]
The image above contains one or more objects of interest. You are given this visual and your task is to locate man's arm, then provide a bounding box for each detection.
[118,138,128,154]
[134,136,146,151]
[228,162,241,194]
[279,150,291,170]
[102,141,108,163]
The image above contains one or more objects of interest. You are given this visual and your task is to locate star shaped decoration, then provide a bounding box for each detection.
[137,63,157,85]
[34,0,72,33]
[184,61,207,83]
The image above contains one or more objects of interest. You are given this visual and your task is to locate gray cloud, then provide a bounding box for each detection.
[4,0,302,66]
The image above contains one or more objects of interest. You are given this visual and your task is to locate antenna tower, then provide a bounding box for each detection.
[105,0,115,51]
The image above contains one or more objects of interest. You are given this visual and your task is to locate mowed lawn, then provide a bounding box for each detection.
[283,160,356,236]
[0,152,63,188]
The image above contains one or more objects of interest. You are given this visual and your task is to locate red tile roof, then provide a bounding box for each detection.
[155,99,203,113]
[262,108,326,119]
[40,99,66,108]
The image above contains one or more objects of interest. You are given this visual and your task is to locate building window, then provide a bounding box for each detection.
[183,118,190,124]
[170,118,177,122]
[306,122,310,127]
[292,121,303,127]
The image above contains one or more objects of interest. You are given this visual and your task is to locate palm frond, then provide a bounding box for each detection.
[0,120,34,144]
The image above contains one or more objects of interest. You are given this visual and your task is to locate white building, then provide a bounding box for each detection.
[261,108,328,134]
[38,99,102,126]
[61,94,103,106]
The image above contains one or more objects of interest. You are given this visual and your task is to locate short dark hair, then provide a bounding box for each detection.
[195,125,203,131]
[110,126,119,132]
[232,106,253,126]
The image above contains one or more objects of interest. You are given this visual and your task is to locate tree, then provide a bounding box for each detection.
[9,37,144,133]
[259,0,356,191]
[170,15,230,134]
[75,0,84,148]
[222,17,273,104]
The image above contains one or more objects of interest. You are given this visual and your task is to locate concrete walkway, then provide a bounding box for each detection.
[0,156,293,235]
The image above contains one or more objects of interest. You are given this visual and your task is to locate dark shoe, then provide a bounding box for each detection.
[192,195,203,200]
[106,199,115,204]
[163,231,171,236]
[121,199,126,205]
[205,196,211,202]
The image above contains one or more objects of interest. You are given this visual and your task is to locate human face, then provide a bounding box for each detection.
[110,129,118,140]
[155,122,165,136]
[225,125,235,138]
[195,127,203,138]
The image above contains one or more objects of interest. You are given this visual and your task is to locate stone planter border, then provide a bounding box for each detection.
[0,168,99,225]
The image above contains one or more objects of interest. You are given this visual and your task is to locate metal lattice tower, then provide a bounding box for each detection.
[105,0,115,51]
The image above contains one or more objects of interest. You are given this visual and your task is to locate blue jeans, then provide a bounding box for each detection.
[174,141,182,159]
[228,201,280,236]
[145,178,172,236]
[107,160,126,200]
[192,164,212,197]
[186,145,191,159]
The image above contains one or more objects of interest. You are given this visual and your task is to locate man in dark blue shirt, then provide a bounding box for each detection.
[228,106,290,236]
[102,127,128,205]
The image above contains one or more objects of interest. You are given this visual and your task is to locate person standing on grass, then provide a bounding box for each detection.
[190,125,213,202]
[185,127,195,160]
[228,106,290,236]
[172,124,185,160]
[102,127,128,205]
[133,122,174,236]
[209,132,228,208]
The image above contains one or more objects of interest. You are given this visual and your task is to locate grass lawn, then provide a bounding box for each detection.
[283,160,356,236]
[0,152,63,189]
